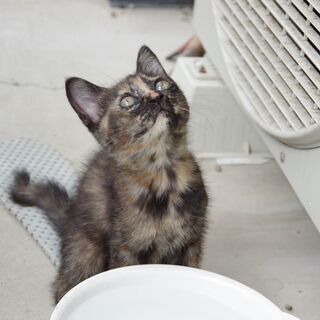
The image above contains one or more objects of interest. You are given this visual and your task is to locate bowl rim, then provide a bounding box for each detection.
[50,265,290,320]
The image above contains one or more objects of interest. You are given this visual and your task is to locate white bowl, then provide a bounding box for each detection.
[51,265,299,320]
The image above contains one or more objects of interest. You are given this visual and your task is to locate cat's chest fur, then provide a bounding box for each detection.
[119,156,197,253]
[126,202,190,253]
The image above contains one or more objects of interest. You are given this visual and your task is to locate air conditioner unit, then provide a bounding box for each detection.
[171,56,269,158]
[193,0,320,232]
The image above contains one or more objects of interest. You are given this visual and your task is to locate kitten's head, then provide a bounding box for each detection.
[66,46,189,154]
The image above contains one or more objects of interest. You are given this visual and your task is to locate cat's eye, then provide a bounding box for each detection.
[155,80,170,91]
[120,96,135,108]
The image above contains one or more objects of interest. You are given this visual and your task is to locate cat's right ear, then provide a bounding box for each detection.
[136,46,167,77]
[65,77,104,131]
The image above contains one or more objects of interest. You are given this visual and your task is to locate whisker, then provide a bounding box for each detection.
[177,107,190,112]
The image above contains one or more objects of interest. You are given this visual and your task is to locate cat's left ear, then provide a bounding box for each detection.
[136,46,167,77]
[65,77,104,131]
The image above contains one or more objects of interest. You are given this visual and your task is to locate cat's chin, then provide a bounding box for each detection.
[149,113,169,137]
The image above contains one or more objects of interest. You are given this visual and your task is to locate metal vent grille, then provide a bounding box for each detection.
[214,0,320,146]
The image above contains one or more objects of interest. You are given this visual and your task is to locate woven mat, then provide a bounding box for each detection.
[0,138,78,267]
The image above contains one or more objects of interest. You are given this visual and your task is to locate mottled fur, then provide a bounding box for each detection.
[10,46,208,303]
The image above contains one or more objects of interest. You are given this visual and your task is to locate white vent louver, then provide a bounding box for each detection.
[214,0,320,147]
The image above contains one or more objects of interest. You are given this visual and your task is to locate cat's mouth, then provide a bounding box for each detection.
[153,107,175,126]
[138,102,177,131]
[159,108,170,117]
[156,102,175,117]
[153,107,180,131]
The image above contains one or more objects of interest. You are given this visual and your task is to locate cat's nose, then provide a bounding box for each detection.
[148,92,163,104]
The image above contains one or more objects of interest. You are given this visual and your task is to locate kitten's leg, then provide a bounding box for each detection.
[164,239,202,268]
[181,238,203,268]
[54,231,106,303]
[160,238,202,268]
[110,245,139,268]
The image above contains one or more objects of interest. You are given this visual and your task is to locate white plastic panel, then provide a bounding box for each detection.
[171,57,268,154]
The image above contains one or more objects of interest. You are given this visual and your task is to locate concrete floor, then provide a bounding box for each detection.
[0,1,320,320]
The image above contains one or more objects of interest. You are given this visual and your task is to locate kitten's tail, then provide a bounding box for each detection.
[10,170,70,232]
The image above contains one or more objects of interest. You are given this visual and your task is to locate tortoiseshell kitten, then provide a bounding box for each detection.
[10,46,208,303]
